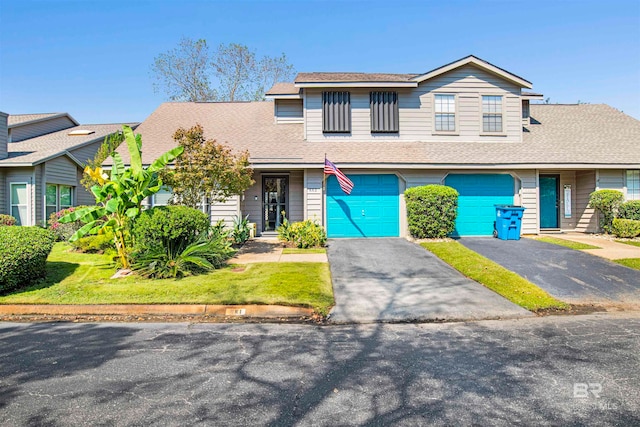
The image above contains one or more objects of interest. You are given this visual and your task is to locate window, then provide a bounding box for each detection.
[370,91,399,132]
[323,91,351,133]
[45,184,73,219]
[152,186,172,206]
[627,170,640,200]
[11,183,28,226]
[482,95,503,132]
[435,94,456,132]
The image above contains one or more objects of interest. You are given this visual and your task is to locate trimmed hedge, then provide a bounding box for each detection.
[132,205,210,252]
[278,219,326,248]
[588,190,624,233]
[619,200,640,221]
[405,185,459,238]
[70,233,115,254]
[612,219,640,238]
[0,226,56,293]
[0,214,17,226]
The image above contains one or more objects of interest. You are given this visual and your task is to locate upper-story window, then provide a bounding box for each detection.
[627,170,640,200]
[482,95,503,132]
[323,91,351,133]
[434,94,456,132]
[370,91,399,133]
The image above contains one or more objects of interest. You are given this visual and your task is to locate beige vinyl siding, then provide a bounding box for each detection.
[210,196,240,229]
[10,116,76,142]
[597,169,625,191]
[305,169,323,223]
[275,100,303,124]
[44,156,78,186]
[576,170,597,232]
[68,139,104,165]
[0,112,8,159]
[305,65,521,143]
[241,172,262,232]
[288,170,304,222]
[5,167,35,225]
[515,170,538,234]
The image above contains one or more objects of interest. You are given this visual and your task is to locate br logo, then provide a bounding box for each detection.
[573,383,602,398]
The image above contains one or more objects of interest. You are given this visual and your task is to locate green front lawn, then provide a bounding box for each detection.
[535,236,601,250]
[615,240,640,248]
[0,243,334,315]
[613,258,640,270]
[421,241,569,312]
[282,248,327,254]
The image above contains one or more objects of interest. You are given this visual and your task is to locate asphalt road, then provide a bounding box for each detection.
[1,315,639,426]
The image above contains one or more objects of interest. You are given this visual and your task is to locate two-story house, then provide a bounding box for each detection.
[0,112,134,226]
[112,55,640,237]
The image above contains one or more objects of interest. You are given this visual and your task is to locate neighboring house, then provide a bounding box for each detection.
[111,55,640,237]
[0,112,135,226]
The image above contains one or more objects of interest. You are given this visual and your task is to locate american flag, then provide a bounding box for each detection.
[324,158,354,195]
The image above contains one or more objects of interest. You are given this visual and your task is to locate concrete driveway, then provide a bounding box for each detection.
[460,237,640,306]
[327,238,531,323]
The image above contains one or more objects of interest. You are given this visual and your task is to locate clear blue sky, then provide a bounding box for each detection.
[1,0,639,123]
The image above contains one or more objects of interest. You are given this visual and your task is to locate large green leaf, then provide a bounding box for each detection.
[123,125,143,178]
[105,198,119,213]
[58,206,101,224]
[148,146,184,173]
[69,221,97,242]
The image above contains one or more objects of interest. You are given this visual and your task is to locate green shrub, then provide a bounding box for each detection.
[619,200,640,221]
[278,219,326,248]
[612,219,640,238]
[588,190,624,233]
[70,233,115,254]
[48,206,93,241]
[232,214,251,245]
[132,205,210,253]
[0,226,56,293]
[405,185,459,238]
[0,214,17,226]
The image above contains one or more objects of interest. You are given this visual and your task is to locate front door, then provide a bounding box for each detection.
[263,176,288,232]
[540,175,560,229]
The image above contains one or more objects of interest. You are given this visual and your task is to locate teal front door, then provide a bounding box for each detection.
[326,174,399,238]
[540,175,559,229]
[444,174,514,236]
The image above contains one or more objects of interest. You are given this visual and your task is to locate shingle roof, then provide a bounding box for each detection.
[295,72,417,83]
[108,102,640,168]
[265,82,300,95]
[8,112,78,127]
[0,123,134,166]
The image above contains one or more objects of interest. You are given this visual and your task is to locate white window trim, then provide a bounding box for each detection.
[480,94,507,136]
[10,182,31,226]
[44,184,74,223]
[432,93,459,135]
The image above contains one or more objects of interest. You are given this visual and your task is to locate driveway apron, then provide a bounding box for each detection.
[327,238,531,323]
[460,237,640,305]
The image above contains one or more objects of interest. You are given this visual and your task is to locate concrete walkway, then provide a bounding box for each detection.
[540,233,640,260]
[327,238,532,323]
[229,238,328,264]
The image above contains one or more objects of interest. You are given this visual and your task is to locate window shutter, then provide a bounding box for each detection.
[370,91,399,132]
[323,91,351,133]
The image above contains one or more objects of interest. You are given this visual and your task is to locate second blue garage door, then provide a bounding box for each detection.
[327,174,399,238]
[444,174,514,236]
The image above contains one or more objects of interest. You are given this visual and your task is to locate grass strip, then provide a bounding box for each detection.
[615,240,640,248]
[421,241,569,312]
[0,243,334,315]
[613,258,640,270]
[536,236,601,250]
[282,248,327,254]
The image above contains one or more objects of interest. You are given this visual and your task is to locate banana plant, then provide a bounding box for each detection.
[59,125,184,269]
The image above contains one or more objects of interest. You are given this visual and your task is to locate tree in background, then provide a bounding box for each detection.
[80,130,125,191]
[151,37,295,102]
[161,124,254,209]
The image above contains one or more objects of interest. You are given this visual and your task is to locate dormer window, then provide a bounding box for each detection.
[370,91,399,133]
[482,95,503,133]
[323,91,351,133]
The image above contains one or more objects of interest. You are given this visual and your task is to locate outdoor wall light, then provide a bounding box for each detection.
[254,195,258,201]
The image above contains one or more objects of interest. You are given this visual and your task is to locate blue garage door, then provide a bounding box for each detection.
[327,174,399,238]
[445,174,514,236]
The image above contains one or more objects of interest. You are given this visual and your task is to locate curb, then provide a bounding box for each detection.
[0,304,314,318]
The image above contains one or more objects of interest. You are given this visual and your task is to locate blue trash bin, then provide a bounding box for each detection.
[494,205,525,240]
